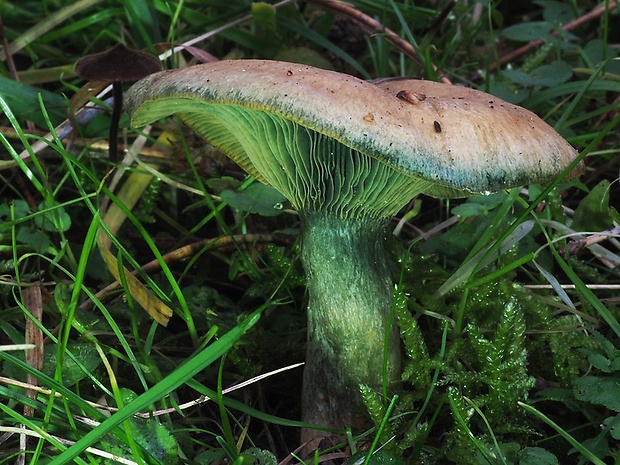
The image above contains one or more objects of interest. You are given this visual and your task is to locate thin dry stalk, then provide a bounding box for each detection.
[566,226,620,256]
[79,233,290,312]
[17,284,44,464]
[489,0,618,73]
[306,0,452,83]
[0,363,304,421]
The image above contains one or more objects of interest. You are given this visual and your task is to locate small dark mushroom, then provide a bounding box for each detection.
[74,43,162,162]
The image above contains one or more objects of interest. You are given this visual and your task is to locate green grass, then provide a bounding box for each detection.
[0,0,619,463]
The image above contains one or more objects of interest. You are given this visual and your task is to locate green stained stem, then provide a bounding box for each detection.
[300,212,401,434]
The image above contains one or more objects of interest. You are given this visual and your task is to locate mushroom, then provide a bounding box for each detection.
[74,43,162,162]
[124,60,583,444]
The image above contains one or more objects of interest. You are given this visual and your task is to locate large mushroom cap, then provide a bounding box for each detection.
[125,59,582,203]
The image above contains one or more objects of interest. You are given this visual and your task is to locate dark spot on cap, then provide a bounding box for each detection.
[434,121,442,133]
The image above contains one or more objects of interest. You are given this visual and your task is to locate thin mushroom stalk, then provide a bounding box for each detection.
[124,60,583,445]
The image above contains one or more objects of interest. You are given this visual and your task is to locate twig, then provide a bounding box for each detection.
[0,126,170,158]
[79,233,291,312]
[0,426,138,465]
[565,225,620,256]
[525,284,620,290]
[0,345,36,351]
[410,215,461,242]
[0,363,304,421]
[488,0,619,74]
[159,0,297,62]
[306,0,452,84]
[0,15,20,84]
[0,15,35,133]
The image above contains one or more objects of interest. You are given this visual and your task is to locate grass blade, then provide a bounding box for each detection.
[519,402,607,465]
[46,308,262,464]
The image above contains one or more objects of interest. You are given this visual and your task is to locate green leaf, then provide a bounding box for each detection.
[46,342,102,386]
[3,342,102,386]
[502,22,554,42]
[610,207,620,225]
[451,203,488,218]
[603,415,620,440]
[504,61,573,89]
[536,0,575,24]
[241,448,277,465]
[0,200,31,225]
[34,202,72,232]
[518,446,558,465]
[204,176,242,195]
[485,80,530,104]
[221,183,287,216]
[252,2,277,34]
[529,60,573,87]
[572,180,612,231]
[502,69,536,87]
[583,39,620,73]
[0,77,67,127]
[15,226,54,254]
[99,388,179,465]
[574,376,620,412]
[588,353,613,373]
[451,193,506,218]
[195,449,226,464]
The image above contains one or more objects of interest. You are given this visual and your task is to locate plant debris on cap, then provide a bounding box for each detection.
[75,43,162,82]
[126,60,582,198]
[374,77,584,196]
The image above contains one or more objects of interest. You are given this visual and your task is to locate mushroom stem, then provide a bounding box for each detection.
[299,212,401,439]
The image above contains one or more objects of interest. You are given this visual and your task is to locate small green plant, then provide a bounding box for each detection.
[531,329,620,464]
